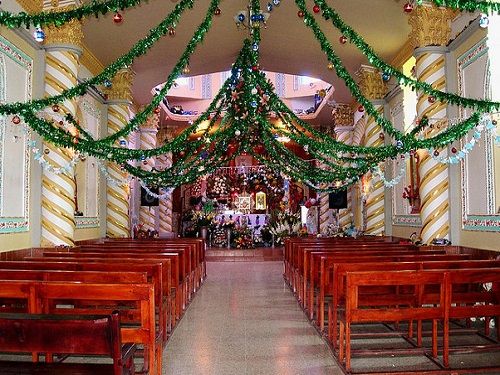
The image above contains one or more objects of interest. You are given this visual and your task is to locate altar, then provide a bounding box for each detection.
[217,213,268,233]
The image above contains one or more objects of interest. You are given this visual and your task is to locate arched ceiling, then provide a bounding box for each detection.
[82,0,411,108]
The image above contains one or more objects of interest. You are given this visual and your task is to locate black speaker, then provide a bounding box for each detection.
[329,190,347,209]
[140,186,159,207]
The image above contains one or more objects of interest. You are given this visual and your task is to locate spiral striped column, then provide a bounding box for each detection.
[363,102,385,235]
[139,127,158,231]
[318,190,330,235]
[158,152,174,236]
[415,47,450,243]
[41,26,82,247]
[106,103,131,238]
[335,127,353,230]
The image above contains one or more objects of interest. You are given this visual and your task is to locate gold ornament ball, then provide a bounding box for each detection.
[182,66,190,74]
[44,148,50,155]
[52,104,60,112]
[327,62,334,70]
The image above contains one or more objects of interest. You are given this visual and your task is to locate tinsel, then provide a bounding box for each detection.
[1,0,498,191]
[0,0,148,29]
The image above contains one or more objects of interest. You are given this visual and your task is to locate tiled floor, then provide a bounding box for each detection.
[163,262,342,375]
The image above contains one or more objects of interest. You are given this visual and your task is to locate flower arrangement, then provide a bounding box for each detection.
[231,226,254,249]
[267,211,302,245]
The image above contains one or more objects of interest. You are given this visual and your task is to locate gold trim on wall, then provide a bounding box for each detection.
[391,40,414,70]
[16,0,42,12]
[81,44,104,76]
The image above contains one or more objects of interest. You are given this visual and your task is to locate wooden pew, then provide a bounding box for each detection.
[0,280,158,374]
[0,311,135,375]
[33,252,183,321]
[327,259,500,351]
[311,253,467,330]
[338,270,447,372]
[338,268,500,372]
[304,248,452,313]
[15,257,172,342]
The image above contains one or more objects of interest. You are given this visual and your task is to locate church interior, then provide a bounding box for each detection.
[0,0,499,374]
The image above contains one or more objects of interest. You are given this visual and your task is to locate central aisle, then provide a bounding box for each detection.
[163,262,342,375]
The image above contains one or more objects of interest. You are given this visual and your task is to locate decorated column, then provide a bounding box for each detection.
[333,105,354,230]
[157,128,174,237]
[105,68,134,238]
[41,15,83,246]
[357,65,387,235]
[139,112,159,231]
[409,3,455,243]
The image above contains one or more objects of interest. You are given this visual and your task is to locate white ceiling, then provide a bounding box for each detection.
[82,0,411,109]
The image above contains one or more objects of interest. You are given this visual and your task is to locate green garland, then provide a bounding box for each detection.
[0,0,195,116]
[313,0,500,113]
[0,0,148,29]
[429,0,500,13]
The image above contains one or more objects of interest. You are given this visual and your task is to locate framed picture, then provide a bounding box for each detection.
[255,191,266,210]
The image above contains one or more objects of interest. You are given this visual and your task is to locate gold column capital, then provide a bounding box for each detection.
[408,3,457,49]
[356,65,387,100]
[44,18,84,49]
[332,103,354,127]
[105,68,135,102]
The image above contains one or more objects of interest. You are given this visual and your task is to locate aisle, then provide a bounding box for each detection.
[163,262,342,375]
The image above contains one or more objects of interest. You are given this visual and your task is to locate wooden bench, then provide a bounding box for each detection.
[338,270,447,372]
[327,259,500,351]
[0,311,135,375]
[0,280,158,374]
[338,268,500,372]
[32,252,182,323]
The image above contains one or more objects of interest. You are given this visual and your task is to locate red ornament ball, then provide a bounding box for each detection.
[378,133,385,140]
[179,151,185,157]
[428,96,436,103]
[313,4,320,13]
[339,35,347,44]
[451,147,457,154]
[252,65,260,71]
[12,115,21,124]
[154,107,161,114]
[113,13,123,24]
[433,150,440,157]
[168,27,176,36]
[357,105,364,112]
[214,7,221,16]
[52,104,59,112]
[297,10,305,18]
[403,2,414,13]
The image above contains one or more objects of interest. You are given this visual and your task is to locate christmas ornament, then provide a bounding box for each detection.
[154,107,160,114]
[313,4,320,13]
[267,3,273,12]
[103,80,112,88]
[51,104,59,112]
[12,115,21,124]
[403,2,414,13]
[382,72,391,82]
[113,13,123,24]
[33,27,45,42]
[318,89,326,98]
[379,133,384,140]
[44,148,50,155]
[272,0,280,5]
[214,7,221,16]
[357,105,364,112]
[235,130,241,136]
[428,96,436,103]
[168,27,176,36]
[339,35,347,44]
[238,13,245,22]
[433,150,440,157]
[327,62,334,70]
[451,147,457,153]
[182,66,190,74]
[298,10,305,18]
[479,14,489,28]
[252,42,259,51]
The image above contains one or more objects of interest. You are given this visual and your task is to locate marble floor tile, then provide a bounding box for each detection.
[163,262,339,375]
